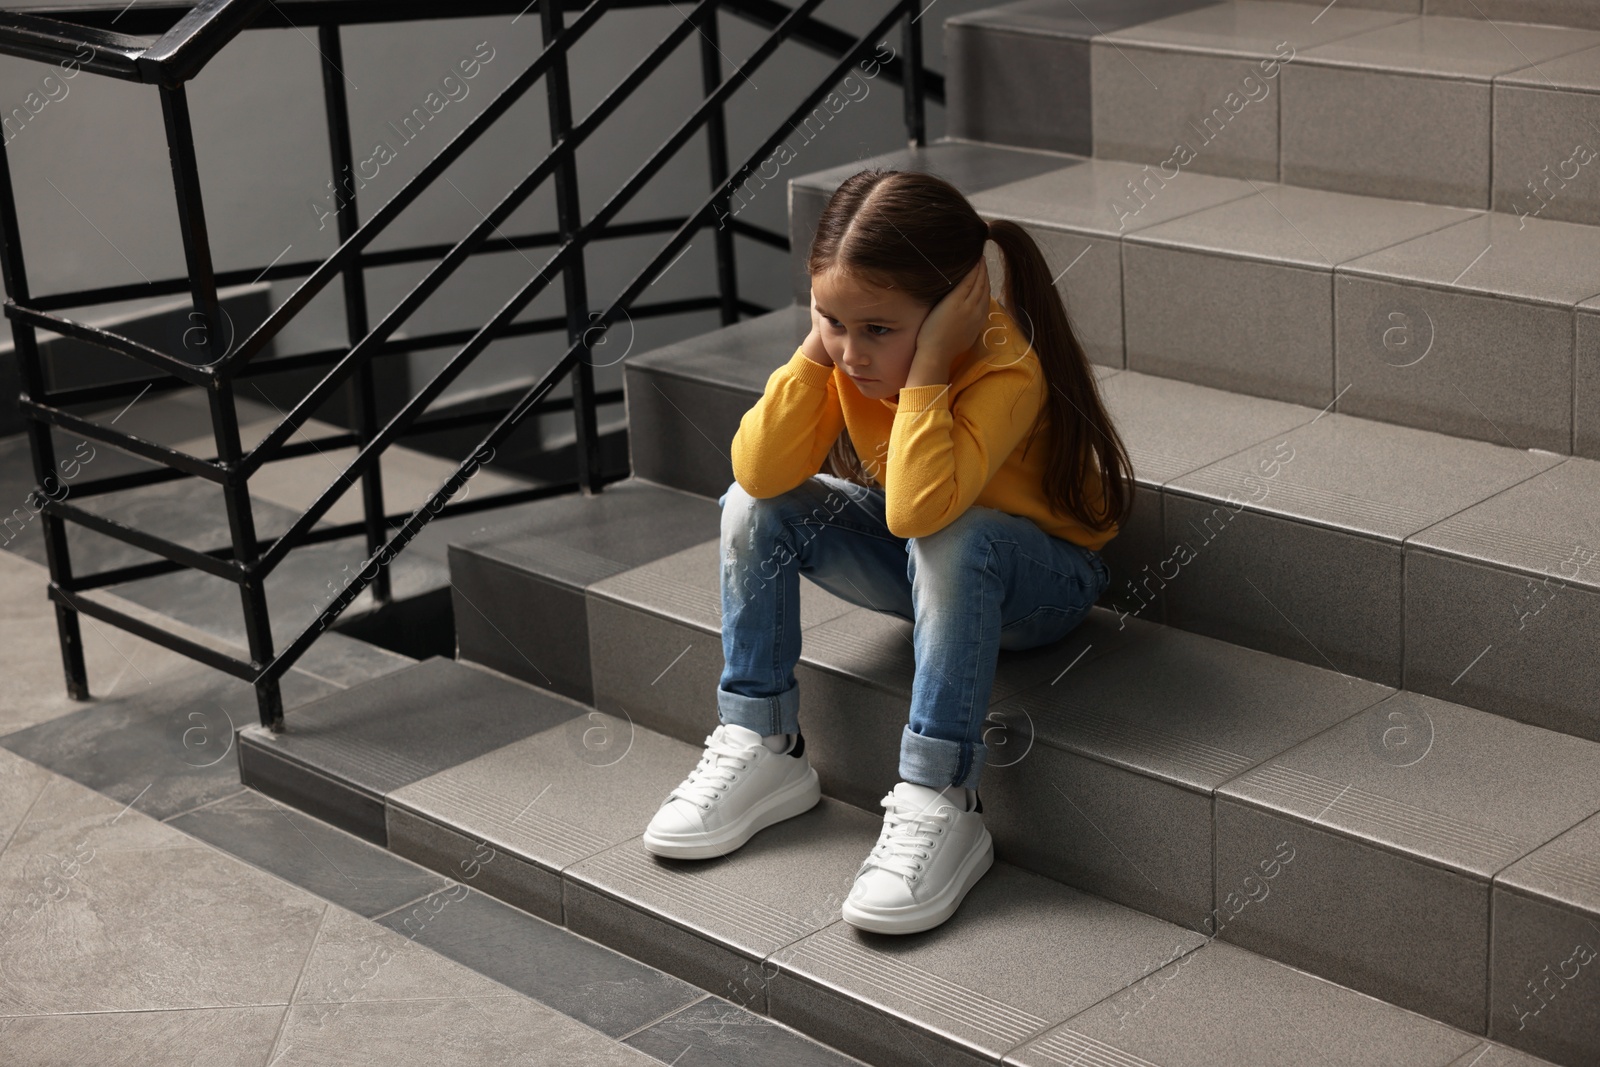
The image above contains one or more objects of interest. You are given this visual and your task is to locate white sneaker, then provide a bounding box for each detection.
[642,723,821,860]
[841,781,994,934]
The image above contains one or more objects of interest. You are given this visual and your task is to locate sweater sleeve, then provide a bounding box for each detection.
[730,346,846,499]
[884,355,1045,539]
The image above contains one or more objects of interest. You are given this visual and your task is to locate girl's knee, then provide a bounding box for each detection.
[721,480,809,553]
[909,508,1005,569]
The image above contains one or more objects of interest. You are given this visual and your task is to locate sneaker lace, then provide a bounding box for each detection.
[667,730,761,810]
[859,791,954,882]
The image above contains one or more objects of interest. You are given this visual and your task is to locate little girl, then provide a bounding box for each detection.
[642,169,1134,935]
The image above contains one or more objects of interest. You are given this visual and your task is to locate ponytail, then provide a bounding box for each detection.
[986,217,1134,533]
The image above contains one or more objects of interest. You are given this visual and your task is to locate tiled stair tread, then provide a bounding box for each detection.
[447,476,720,590]
[457,532,628,588]
[1234,762,1546,871]
[590,536,860,633]
[394,773,612,869]
[566,801,884,958]
[1293,15,1600,80]
[951,0,1597,47]
[945,0,1216,40]
[1122,183,1479,271]
[775,920,1057,1051]
[1220,690,1600,878]
[994,621,1395,791]
[789,139,1076,201]
[770,862,1209,1062]
[968,156,1260,239]
[1122,3,1600,79]
[1166,413,1564,542]
[575,840,821,949]
[1409,456,1600,590]
[1435,0,1600,34]
[1499,40,1600,89]
[387,703,700,872]
[1499,809,1600,912]
[1098,0,1413,57]
[1099,372,1323,487]
[240,657,585,805]
[1006,938,1499,1067]
[1340,212,1600,308]
[591,559,725,630]
[627,303,807,392]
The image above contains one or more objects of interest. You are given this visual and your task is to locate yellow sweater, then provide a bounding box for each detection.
[730,298,1119,550]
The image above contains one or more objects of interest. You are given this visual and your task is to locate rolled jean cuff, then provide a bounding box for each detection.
[717,682,801,737]
[899,723,987,791]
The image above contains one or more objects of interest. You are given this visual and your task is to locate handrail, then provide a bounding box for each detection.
[0,11,145,79]
[137,0,268,87]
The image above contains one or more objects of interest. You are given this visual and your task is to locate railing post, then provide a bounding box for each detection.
[540,1,604,495]
[902,2,926,148]
[159,83,282,730]
[0,136,89,701]
[698,3,739,326]
[318,23,390,606]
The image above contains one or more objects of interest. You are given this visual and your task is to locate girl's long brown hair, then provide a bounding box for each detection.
[809,169,1133,535]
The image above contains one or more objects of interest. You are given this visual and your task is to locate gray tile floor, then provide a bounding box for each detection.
[0,551,868,1067]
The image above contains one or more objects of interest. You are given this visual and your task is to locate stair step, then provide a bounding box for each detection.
[789,139,1600,459]
[947,1,1600,216]
[625,305,809,499]
[619,300,1599,740]
[238,657,584,843]
[445,477,724,705]
[237,655,1583,1066]
[1287,0,1600,33]
[1213,688,1600,1032]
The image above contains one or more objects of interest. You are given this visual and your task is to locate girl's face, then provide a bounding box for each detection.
[810,268,931,400]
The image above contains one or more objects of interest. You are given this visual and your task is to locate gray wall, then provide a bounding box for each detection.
[0,2,995,443]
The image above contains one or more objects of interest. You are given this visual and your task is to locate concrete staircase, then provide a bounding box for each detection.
[239,3,1600,1065]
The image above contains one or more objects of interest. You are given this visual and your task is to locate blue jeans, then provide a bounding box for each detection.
[715,473,1110,792]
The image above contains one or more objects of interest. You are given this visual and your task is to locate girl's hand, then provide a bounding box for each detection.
[802,290,834,366]
[909,257,989,383]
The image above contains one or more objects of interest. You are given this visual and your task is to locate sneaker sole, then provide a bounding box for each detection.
[641,765,822,860]
[840,825,995,935]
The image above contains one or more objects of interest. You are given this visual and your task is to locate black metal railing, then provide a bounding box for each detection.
[0,0,938,729]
